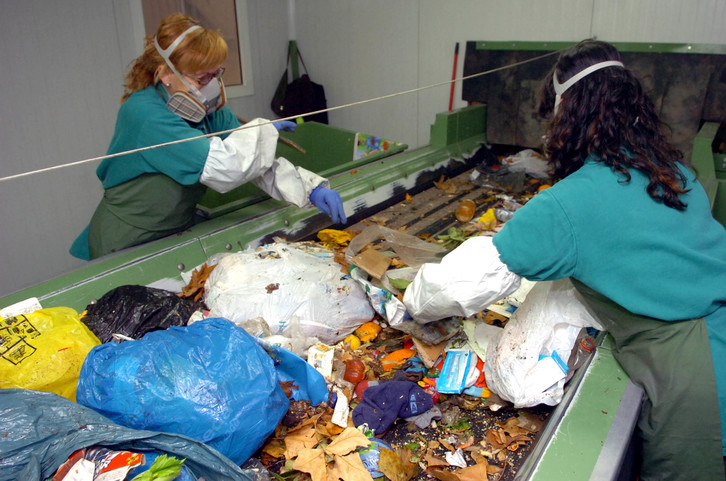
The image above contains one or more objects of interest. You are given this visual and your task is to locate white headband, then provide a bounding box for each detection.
[154,25,202,61]
[153,25,202,90]
[553,60,624,113]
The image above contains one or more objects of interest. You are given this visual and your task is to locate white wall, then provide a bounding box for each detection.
[1,0,725,298]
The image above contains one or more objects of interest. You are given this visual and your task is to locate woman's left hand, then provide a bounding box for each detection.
[273,120,297,132]
[310,186,346,224]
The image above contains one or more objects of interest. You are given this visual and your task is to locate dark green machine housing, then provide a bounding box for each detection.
[693,121,726,227]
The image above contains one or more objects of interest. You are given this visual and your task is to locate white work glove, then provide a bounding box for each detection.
[403,236,521,323]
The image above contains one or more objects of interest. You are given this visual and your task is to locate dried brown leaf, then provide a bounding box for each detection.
[424,454,449,468]
[377,446,404,481]
[285,426,319,459]
[280,380,297,399]
[439,438,455,451]
[323,427,371,456]
[292,448,327,481]
[324,421,345,436]
[500,417,529,436]
[455,463,489,481]
[515,411,545,433]
[289,413,324,432]
[328,453,374,481]
[430,469,460,481]
[485,429,509,449]
[397,448,420,481]
[177,263,216,301]
[469,450,489,466]
[262,438,287,459]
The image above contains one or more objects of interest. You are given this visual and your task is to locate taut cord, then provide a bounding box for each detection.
[0,50,560,184]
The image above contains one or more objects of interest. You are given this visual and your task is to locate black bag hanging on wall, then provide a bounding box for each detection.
[271,42,329,124]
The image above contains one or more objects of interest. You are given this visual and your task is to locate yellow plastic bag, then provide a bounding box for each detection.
[0,306,100,401]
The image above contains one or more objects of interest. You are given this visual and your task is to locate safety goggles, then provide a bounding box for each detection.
[185,67,225,86]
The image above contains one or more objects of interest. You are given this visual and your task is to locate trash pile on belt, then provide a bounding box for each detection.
[0,153,603,481]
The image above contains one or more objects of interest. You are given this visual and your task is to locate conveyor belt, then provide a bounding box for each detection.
[345,166,533,241]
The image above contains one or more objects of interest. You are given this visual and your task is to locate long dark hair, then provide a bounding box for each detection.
[538,39,688,210]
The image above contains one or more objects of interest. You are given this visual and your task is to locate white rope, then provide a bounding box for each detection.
[0,50,560,184]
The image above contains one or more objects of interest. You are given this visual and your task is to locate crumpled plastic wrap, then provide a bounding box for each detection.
[345,225,445,269]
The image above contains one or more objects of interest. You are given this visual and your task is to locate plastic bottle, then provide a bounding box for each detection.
[455,199,476,222]
[565,332,596,382]
[495,208,515,222]
[502,199,524,212]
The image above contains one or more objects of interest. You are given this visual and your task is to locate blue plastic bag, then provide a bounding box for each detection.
[255,337,329,405]
[76,318,289,465]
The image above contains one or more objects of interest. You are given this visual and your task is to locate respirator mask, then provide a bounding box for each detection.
[154,25,226,123]
[552,60,623,115]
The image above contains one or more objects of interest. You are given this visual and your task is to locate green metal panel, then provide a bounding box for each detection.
[0,240,208,313]
[530,337,631,480]
[430,104,487,148]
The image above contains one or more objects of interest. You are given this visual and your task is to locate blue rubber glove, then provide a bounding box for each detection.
[309,186,346,224]
[273,120,297,132]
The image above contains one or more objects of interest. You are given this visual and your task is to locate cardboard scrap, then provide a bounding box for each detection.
[411,336,447,369]
[351,248,392,279]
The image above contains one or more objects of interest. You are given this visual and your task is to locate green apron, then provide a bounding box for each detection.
[88,174,207,259]
[572,279,724,481]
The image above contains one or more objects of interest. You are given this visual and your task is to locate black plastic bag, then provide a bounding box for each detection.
[271,44,328,124]
[82,285,200,343]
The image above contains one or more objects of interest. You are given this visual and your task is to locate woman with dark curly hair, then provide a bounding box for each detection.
[404,39,726,480]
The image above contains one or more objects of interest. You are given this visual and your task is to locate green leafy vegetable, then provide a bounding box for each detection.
[131,454,185,481]
[388,278,412,291]
[437,227,472,250]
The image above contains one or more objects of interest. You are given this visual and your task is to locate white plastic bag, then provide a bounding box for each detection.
[484,278,603,408]
[204,244,375,344]
[502,149,550,179]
